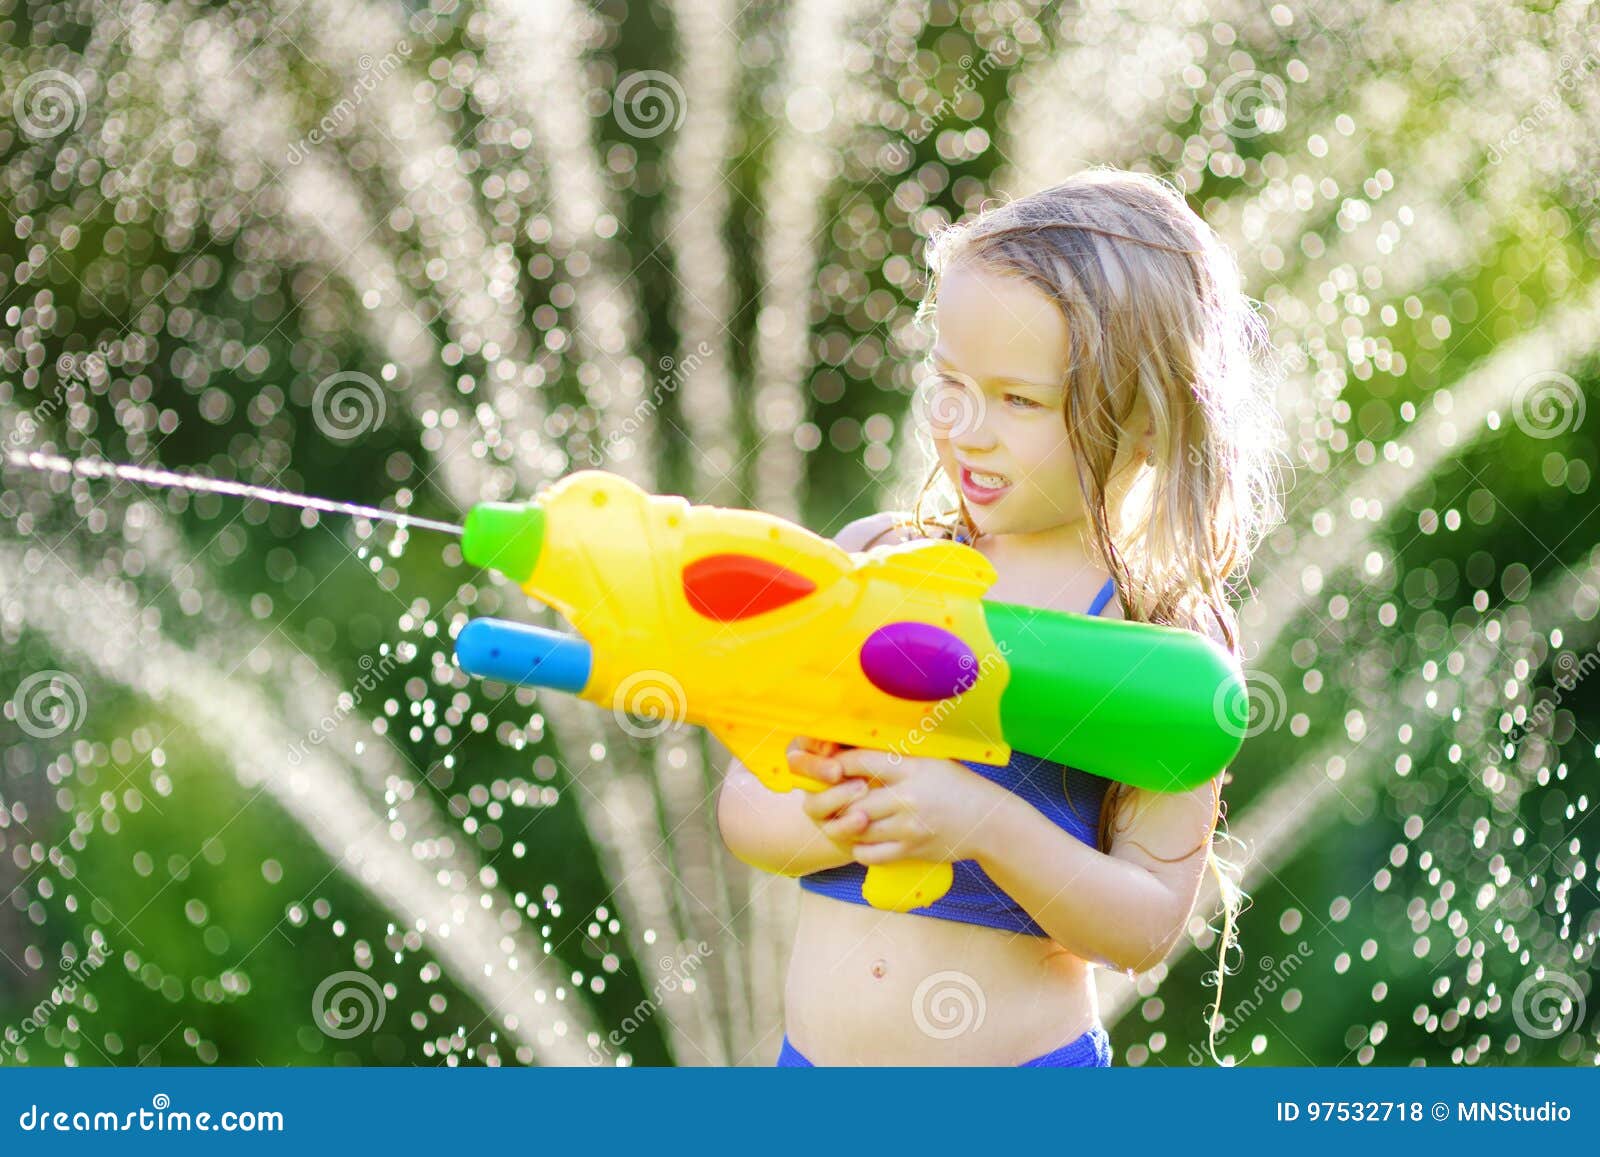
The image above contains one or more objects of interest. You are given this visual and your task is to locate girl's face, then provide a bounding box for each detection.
[925,260,1084,539]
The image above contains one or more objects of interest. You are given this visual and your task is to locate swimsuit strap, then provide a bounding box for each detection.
[1087,575,1117,616]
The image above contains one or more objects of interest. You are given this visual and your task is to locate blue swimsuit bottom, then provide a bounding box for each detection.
[775,1023,1112,1067]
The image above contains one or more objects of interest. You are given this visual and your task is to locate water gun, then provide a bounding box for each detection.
[452,470,1247,912]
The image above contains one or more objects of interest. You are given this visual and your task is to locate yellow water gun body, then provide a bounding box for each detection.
[455,470,1247,912]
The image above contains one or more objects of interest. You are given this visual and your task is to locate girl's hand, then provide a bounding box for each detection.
[789,738,874,849]
[829,749,1012,866]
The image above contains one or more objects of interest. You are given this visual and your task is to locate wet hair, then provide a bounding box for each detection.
[899,167,1289,1064]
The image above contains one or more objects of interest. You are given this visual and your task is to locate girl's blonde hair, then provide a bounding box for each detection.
[899,167,1288,1065]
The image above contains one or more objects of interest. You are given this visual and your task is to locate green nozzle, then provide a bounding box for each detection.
[461,502,546,584]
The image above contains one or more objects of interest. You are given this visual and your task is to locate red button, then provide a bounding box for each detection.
[682,554,817,621]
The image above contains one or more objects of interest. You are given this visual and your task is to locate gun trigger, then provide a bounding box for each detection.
[711,722,827,794]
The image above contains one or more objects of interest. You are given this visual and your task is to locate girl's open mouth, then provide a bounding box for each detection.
[960,465,1013,505]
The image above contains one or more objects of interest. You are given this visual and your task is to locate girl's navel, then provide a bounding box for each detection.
[870,958,887,979]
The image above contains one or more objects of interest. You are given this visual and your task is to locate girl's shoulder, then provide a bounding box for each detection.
[832,511,961,552]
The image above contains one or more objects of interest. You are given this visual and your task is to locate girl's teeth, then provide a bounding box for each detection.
[970,471,1008,488]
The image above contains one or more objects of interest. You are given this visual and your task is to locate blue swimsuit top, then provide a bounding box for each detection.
[800,525,1119,937]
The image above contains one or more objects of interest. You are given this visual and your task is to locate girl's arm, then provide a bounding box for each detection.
[715,752,861,877]
[971,609,1228,971]
[972,772,1221,974]
[835,744,1219,974]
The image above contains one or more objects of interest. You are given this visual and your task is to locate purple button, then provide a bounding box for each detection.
[859,622,979,701]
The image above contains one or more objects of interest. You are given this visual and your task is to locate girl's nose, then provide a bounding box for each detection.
[951,403,998,452]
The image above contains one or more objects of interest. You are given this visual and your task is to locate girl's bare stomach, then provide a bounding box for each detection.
[784,888,1100,1065]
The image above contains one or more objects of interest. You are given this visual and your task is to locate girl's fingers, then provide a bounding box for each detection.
[844,789,900,822]
[789,736,843,758]
[833,747,901,785]
[818,792,901,839]
[800,777,868,820]
[857,814,919,843]
[788,749,843,786]
[821,808,871,841]
[852,841,908,865]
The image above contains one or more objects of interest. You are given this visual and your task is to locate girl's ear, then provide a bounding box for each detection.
[1123,392,1156,467]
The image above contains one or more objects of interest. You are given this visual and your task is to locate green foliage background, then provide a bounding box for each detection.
[2,0,1598,1066]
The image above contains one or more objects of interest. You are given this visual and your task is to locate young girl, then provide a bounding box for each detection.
[717,168,1285,1067]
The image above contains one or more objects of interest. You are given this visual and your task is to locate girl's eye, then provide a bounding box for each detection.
[1005,394,1045,410]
